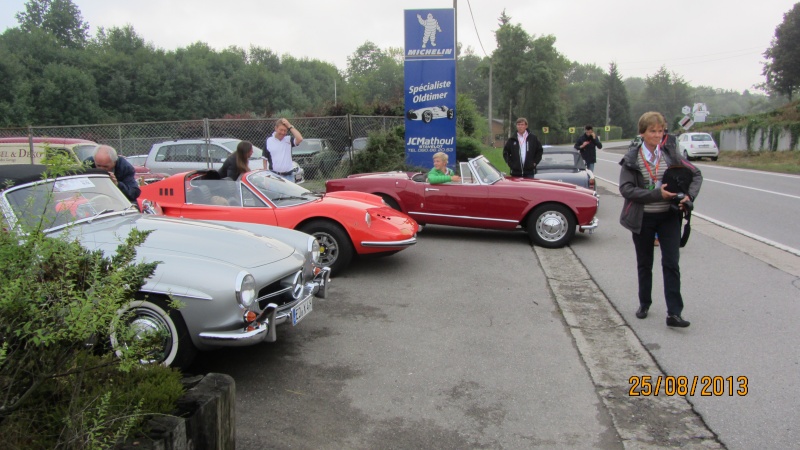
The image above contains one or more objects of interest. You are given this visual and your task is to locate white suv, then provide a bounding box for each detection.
[144,138,303,183]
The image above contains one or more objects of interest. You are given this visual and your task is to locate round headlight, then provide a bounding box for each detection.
[236,272,256,307]
[309,237,320,263]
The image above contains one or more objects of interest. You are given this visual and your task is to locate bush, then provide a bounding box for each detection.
[0,162,184,449]
[456,136,482,162]
[351,125,408,173]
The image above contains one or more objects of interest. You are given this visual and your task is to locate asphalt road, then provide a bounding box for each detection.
[593,141,800,254]
[188,148,799,449]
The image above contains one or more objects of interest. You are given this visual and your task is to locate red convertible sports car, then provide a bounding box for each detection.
[326,155,599,248]
[139,170,419,273]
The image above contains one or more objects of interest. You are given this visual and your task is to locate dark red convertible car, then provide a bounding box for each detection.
[326,155,599,248]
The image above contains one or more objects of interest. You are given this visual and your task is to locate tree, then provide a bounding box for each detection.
[762,3,800,101]
[605,62,633,136]
[345,41,403,106]
[491,15,570,132]
[16,0,89,49]
[634,66,690,129]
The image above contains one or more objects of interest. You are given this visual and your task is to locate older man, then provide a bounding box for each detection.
[90,145,141,202]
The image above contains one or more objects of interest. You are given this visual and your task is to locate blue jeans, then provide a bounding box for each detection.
[586,163,595,172]
[632,210,683,316]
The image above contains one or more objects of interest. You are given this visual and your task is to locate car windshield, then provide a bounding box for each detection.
[73,144,97,162]
[245,170,315,206]
[3,175,134,232]
[470,156,503,184]
[218,140,263,159]
[691,134,713,142]
[293,140,323,155]
[539,152,581,170]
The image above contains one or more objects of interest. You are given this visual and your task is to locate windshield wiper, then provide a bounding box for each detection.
[272,195,307,201]
[88,209,114,223]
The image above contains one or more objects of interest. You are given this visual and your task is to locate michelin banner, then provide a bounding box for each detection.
[404,9,456,169]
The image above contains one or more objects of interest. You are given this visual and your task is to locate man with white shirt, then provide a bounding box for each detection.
[265,118,303,181]
[502,117,543,179]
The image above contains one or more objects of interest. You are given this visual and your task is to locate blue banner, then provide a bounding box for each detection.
[404,9,456,170]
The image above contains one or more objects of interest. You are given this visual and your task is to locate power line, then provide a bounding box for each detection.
[466,0,489,58]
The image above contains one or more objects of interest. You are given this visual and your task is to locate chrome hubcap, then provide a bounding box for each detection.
[536,211,568,242]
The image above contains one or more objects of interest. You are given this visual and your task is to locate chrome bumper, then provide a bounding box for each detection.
[360,236,417,248]
[579,217,599,234]
[197,267,331,346]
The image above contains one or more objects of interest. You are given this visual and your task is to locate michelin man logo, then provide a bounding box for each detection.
[417,13,442,48]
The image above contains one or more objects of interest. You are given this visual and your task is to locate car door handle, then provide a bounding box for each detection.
[425,188,439,192]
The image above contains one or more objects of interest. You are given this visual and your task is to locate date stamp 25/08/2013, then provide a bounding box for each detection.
[628,375,748,397]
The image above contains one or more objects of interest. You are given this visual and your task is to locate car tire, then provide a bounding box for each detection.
[527,203,576,248]
[683,150,693,161]
[447,109,454,119]
[379,194,402,212]
[112,296,197,369]
[711,156,718,161]
[422,111,433,123]
[299,220,353,274]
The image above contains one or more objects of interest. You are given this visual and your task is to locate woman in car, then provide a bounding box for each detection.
[219,140,253,180]
[427,151,461,184]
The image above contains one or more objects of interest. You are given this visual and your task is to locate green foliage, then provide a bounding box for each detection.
[762,3,800,101]
[0,353,183,449]
[455,136,482,162]
[0,158,183,448]
[351,125,407,173]
[16,0,89,49]
[491,17,570,131]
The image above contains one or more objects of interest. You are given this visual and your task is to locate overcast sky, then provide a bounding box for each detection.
[1,0,797,92]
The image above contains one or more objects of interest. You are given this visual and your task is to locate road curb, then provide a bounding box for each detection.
[534,246,723,449]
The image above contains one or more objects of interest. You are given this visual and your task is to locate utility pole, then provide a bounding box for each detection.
[488,60,493,146]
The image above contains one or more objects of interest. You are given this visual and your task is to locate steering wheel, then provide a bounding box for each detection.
[88,194,115,213]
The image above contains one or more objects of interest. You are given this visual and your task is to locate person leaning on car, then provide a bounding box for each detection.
[619,111,702,328]
[502,117,543,178]
[88,144,141,202]
[574,125,602,172]
[219,140,253,180]
[427,151,461,184]
[266,118,303,182]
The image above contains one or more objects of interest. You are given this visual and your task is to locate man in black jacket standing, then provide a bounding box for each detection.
[574,125,603,172]
[503,117,543,178]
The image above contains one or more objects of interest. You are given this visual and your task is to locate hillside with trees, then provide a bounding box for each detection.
[1,0,794,140]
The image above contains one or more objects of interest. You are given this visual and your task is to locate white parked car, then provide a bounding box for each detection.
[677,132,719,161]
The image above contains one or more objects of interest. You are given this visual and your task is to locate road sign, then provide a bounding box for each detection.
[604,126,611,132]
[679,115,694,130]
[542,127,549,134]
[681,105,691,115]
[568,127,575,134]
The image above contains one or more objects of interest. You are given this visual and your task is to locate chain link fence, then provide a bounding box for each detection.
[1,115,404,189]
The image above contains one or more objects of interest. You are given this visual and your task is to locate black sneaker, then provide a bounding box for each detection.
[636,306,649,319]
[666,315,690,327]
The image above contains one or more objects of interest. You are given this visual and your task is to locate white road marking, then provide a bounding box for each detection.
[596,175,800,257]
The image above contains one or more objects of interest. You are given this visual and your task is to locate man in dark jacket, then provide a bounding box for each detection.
[574,125,603,171]
[502,117,543,178]
[89,145,141,202]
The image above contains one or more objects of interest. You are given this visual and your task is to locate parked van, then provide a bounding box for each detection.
[0,137,97,165]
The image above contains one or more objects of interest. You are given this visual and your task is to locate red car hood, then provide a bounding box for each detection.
[498,177,595,195]
[323,190,385,207]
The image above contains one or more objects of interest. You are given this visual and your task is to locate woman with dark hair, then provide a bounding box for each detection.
[219,140,253,180]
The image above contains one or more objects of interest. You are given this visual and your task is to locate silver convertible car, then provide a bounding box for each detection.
[0,165,330,368]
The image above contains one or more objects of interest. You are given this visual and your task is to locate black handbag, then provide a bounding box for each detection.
[662,165,694,247]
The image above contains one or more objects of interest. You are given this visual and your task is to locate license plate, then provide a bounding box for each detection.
[291,297,312,325]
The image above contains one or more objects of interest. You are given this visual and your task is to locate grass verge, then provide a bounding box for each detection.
[708,150,800,174]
